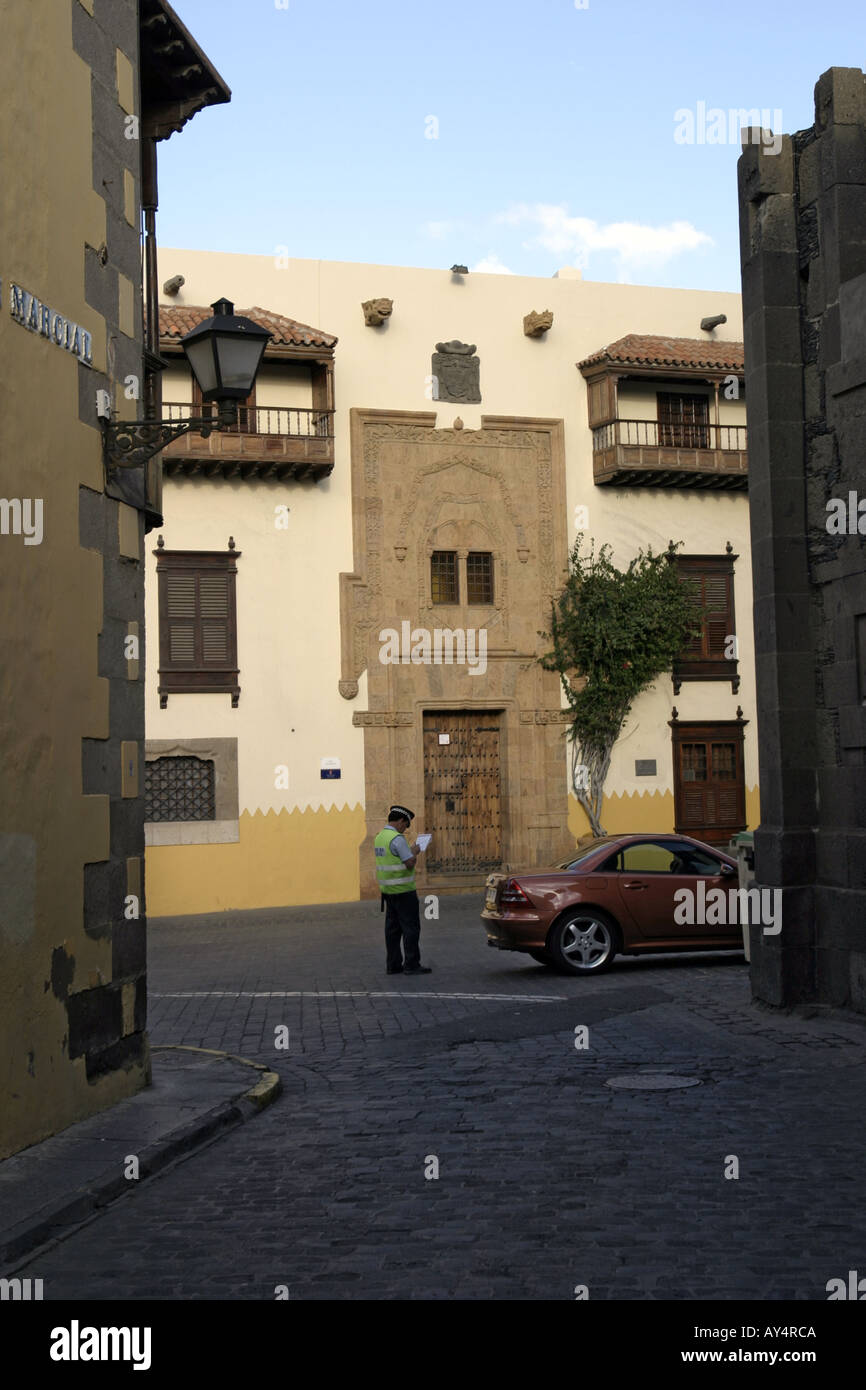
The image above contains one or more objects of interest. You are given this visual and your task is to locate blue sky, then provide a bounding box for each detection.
[160,0,866,291]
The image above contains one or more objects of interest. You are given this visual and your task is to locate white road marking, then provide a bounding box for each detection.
[151,990,567,1004]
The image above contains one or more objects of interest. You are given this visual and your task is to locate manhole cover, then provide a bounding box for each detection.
[605,1074,702,1091]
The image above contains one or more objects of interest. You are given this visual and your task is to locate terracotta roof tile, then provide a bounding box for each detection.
[158,304,337,351]
[578,333,744,373]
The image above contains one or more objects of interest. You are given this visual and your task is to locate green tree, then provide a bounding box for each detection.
[539,536,699,837]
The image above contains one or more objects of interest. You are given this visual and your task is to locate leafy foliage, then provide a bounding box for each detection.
[539,536,699,835]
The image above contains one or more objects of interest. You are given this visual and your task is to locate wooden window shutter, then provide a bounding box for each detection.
[155,545,241,707]
[165,574,196,665]
[681,573,704,656]
[674,555,738,693]
[704,573,732,659]
[586,374,617,427]
[199,572,230,665]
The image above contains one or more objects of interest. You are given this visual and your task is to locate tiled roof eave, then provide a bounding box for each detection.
[156,304,337,352]
[577,333,744,376]
[579,357,744,376]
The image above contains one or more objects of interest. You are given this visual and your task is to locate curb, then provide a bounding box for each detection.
[0,1046,281,1269]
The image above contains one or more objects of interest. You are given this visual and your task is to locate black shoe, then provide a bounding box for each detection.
[386,965,403,974]
[403,965,432,975]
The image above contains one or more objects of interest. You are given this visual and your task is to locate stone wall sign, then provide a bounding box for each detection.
[431,340,481,403]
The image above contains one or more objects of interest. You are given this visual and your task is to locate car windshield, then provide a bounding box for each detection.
[554,839,613,870]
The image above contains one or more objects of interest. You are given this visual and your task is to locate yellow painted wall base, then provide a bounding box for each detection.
[146,805,367,916]
[567,785,762,844]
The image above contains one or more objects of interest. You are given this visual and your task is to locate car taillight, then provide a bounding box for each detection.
[500,878,532,906]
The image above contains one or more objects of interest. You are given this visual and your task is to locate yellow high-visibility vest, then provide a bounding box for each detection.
[374,827,415,894]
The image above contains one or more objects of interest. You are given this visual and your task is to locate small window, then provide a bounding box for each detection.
[466,552,494,604]
[431,551,458,604]
[145,756,215,822]
[155,544,240,706]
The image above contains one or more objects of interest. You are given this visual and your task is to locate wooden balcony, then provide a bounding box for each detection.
[591,419,748,490]
[160,404,335,480]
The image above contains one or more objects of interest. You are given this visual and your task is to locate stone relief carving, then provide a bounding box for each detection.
[431,340,481,403]
[523,309,553,337]
[353,712,415,727]
[362,297,393,326]
[341,415,566,713]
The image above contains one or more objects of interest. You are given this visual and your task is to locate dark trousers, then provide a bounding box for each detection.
[384,890,421,970]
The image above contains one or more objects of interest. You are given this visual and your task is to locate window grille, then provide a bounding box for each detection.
[145,756,216,822]
[431,551,458,604]
[466,552,494,604]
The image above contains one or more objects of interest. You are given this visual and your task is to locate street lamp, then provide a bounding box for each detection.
[100,297,271,471]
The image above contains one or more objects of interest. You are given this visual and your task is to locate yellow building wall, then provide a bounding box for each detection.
[0,1,146,1157]
[146,805,367,916]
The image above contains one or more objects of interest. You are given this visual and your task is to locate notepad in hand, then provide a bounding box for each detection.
[416,833,432,852]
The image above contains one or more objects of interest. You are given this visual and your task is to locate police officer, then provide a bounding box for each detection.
[374,805,432,975]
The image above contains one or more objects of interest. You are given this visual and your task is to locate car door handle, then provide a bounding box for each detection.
[622,881,646,890]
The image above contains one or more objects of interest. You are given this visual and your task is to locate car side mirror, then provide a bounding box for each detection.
[720,863,736,877]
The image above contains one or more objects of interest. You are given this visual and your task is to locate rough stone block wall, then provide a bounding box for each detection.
[738,68,866,1014]
[72,0,148,1093]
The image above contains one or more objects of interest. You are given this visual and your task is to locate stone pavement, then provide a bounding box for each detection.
[5,894,866,1300]
[0,1048,280,1266]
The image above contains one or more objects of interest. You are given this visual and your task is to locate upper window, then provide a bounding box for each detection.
[155,543,240,707]
[431,551,495,605]
[431,551,459,604]
[674,555,738,693]
[657,392,709,449]
[466,552,494,604]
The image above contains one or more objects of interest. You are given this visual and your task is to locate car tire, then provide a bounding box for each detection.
[548,910,619,975]
[526,948,553,966]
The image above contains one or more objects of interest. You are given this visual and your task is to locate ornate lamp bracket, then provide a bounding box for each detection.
[101,401,237,472]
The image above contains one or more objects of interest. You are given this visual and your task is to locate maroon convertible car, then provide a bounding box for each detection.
[482,832,744,975]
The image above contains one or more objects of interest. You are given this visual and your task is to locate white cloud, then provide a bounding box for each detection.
[496,203,713,274]
[471,252,515,274]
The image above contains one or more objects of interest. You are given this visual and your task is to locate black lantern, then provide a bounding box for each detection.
[101,295,271,471]
[181,298,271,403]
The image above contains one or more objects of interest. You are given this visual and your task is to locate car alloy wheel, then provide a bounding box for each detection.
[550,911,617,975]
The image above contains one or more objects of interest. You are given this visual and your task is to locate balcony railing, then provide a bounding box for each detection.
[159,403,335,480]
[592,419,747,452]
[591,418,748,490]
[163,403,334,438]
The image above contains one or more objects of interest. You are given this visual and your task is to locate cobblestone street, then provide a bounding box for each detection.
[16,897,866,1301]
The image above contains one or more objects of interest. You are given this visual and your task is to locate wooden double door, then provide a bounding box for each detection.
[422,711,502,874]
